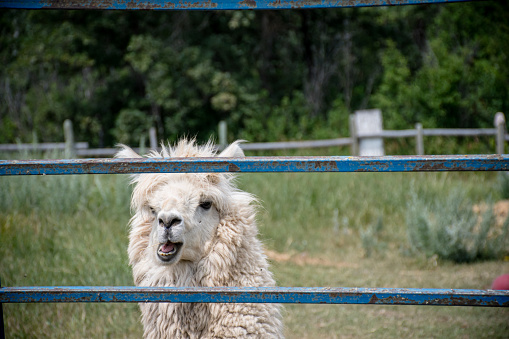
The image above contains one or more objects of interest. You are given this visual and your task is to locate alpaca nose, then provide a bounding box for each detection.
[158,212,183,229]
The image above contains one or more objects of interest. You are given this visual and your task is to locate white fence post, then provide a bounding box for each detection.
[63,119,75,158]
[354,109,384,156]
[495,112,506,154]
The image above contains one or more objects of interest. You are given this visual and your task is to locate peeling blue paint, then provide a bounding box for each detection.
[0,0,474,11]
[1,286,508,306]
[1,154,508,176]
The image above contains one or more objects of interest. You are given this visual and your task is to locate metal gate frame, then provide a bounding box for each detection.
[1,1,509,338]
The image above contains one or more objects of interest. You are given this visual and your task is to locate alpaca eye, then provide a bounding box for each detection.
[149,207,157,216]
[199,201,212,210]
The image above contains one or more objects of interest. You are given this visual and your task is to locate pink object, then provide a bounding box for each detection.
[491,274,509,290]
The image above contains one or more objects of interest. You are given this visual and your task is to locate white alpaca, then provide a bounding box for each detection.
[116,139,283,339]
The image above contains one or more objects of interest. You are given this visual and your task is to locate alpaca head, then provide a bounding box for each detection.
[116,139,250,267]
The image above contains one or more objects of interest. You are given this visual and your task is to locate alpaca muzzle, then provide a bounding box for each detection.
[159,215,182,229]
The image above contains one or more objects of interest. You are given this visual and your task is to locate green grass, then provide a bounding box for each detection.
[1,171,508,338]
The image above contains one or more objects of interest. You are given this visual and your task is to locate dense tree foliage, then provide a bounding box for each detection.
[1,2,508,147]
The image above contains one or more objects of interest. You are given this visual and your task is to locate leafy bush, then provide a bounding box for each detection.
[112,108,152,145]
[406,187,509,263]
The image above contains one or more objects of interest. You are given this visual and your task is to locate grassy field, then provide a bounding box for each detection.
[1,169,508,338]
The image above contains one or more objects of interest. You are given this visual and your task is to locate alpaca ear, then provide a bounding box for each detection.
[218,140,245,158]
[208,141,245,185]
[115,144,143,159]
[115,144,143,183]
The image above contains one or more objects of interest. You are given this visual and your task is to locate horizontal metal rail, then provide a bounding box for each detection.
[0,0,474,11]
[1,155,507,176]
[1,286,508,307]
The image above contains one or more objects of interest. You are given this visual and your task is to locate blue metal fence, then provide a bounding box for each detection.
[1,286,508,307]
[1,155,509,310]
[0,0,475,11]
[1,0,509,337]
[1,155,509,176]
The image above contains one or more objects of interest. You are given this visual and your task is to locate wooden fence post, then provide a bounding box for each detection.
[219,121,227,150]
[349,115,358,156]
[149,127,157,150]
[63,119,75,158]
[354,109,384,156]
[139,134,146,155]
[415,123,424,155]
[495,112,506,154]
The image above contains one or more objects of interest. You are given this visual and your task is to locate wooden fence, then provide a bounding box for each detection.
[0,111,507,158]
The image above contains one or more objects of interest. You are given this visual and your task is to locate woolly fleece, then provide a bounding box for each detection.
[116,139,284,339]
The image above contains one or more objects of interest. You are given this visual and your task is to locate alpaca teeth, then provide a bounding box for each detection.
[159,248,177,256]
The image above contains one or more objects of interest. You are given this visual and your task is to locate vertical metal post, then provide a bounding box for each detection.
[149,127,158,151]
[349,114,358,156]
[415,123,424,155]
[218,121,227,150]
[495,112,506,154]
[63,119,75,158]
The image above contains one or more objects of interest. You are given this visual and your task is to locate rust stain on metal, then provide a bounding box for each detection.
[354,161,388,172]
[292,160,339,171]
[40,0,216,10]
[369,294,380,304]
[123,0,175,9]
[268,0,376,9]
[41,0,111,9]
[434,296,501,307]
[239,0,257,7]
[413,161,450,171]
[377,295,413,304]
[177,0,218,9]
[228,163,240,172]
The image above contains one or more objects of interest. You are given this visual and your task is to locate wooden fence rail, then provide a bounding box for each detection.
[0,113,507,157]
[0,142,89,152]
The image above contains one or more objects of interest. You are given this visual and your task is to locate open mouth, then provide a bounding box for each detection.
[157,241,182,262]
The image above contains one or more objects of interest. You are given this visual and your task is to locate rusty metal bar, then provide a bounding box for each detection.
[0,0,475,11]
[1,286,508,307]
[1,155,508,176]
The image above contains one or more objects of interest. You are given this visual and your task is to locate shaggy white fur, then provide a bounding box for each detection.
[116,139,283,339]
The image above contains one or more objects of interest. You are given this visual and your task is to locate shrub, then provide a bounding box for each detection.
[406,188,509,263]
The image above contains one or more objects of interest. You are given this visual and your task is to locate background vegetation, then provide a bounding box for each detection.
[1,169,508,338]
[1,2,509,147]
